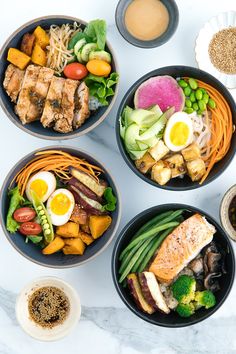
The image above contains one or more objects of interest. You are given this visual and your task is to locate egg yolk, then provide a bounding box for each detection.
[170,122,190,146]
[30,179,48,200]
[50,193,71,215]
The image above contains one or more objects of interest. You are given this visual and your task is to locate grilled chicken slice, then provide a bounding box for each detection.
[149,214,216,284]
[15,65,40,124]
[40,76,65,128]
[54,79,79,133]
[3,64,24,103]
[73,82,90,129]
[27,67,54,122]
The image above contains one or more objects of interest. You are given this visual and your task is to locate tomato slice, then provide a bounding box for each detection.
[19,222,42,236]
[63,63,88,80]
[13,207,36,222]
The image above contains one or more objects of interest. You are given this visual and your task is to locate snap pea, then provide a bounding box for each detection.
[189,78,198,90]
[185,99,192,108]
[178,79,188,88]
[203,93,209,104]
[192,102,199,111]
[196,89,203,100]
[190,92,196,103]
[198,100,206,111]
[184,86,192,97]
[208,98,216,109]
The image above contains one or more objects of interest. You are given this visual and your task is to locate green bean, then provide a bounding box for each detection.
[192,102,199,111]
[196,89,203,100]
[190,92,196,103]
[189,78,198,90]
[137,227,175,273]
[198,100,206,111]
[185,108,194,114]
[184,86,192,97]
[203,93,209,104]
[208,98,216,109]
[178,79,188,88]
[131,237,157,272]
[185,99,192,108]
[119,234,157,283]
[119,239,145,274]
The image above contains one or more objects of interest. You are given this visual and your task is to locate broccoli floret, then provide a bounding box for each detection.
[194,290,216,309]
[171,275,196,304]
[176,303,195,318]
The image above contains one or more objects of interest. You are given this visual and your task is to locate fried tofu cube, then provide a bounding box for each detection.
[78,231,94,246]
[56,222,79,238]
[151,161,171,186]
[42,236,65,255]
[135,153,155,174]
[186,158,206,181]
[62,238,86,255]
[165,154,186,178]
[182,143,201,162]
[149,140,169,161]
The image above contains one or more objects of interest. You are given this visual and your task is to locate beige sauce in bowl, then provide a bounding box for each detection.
[124,0,169,41]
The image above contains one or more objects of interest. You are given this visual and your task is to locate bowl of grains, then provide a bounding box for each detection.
[15,277,81,341]
[195,11,236,89]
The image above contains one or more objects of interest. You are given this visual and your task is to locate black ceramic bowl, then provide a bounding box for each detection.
[115,0,179,48]
[0,16,119,140]
[0,146,121,268]
[116,66,236,191]
[112,204,235,327]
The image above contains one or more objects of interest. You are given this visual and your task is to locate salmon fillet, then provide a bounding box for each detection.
[15,65,40,124]
[40,76,65,128]
[3,64,24,103]
[26,67,54,122]
[54,79,78,133]
[149,214,216,284]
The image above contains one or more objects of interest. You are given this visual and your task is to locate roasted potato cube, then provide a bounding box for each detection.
[33,26,50,49]
[42,236,65,255]
[56,222,79,238]
[89,215,112,239]
[78,231,94,246]
[149,140,169,161]
[151,161,171,186]
[62,238,85,255]
[182,143,201,161]
[135,153,155,174]
[7,48,31,70]
[186,158,206,182]
[165,154,186,178]
[20,33,35,56]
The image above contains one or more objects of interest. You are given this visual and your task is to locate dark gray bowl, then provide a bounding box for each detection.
[112,204,235,327]
[0,146,121,268]
[115,0,179,48]
[0,16,119,140]
[116,66,236,191]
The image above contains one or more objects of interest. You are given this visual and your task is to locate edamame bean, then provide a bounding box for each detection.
[203,93,209,104]
[192,102,199,111]
[178,79,188,88]
[185,99,192,108]
[196,89,203,100]
[208,98,216,109]
[184,86,192,97]
[189,78,198,90]
[185,108,194,114]
[197,109,203,115]
[190,92,196,102]
[198,100,206,111]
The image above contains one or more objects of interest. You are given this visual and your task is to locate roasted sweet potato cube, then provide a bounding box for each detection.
[78,231,94,246]
[151,161,171,186]
[165,154,186,178]
[33,26,50,49]
[31,44,47,66]
[135,153,156,174]
[7,48,31,70]
[42,236,65,255]
[56,222,79,238]
[186,158,206,181]
[89,215,112,239]
[182,143,201,162]
[149,140,169,161]
[62,238,85,255]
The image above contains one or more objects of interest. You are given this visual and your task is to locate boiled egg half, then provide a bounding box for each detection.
[164,112,193,152]
[26,171,56,203]
[46,189,75,226]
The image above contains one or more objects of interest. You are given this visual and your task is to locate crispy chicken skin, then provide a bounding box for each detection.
[73,82,90,129]
[3,64,24,103]
[15,64,40,124]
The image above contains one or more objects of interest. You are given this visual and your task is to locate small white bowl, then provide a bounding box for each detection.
[220,185,236,241]
[15,277,81,341]
[195,11,236,89]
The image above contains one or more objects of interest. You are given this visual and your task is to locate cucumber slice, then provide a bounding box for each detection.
[129,109,160,129]
[74,38,87,55]
[124,123,140,151]
[89,50,112,63]
[76,51,84,63]
[81,43,98,62]
[136,140,149,150]
[148,104,163,116]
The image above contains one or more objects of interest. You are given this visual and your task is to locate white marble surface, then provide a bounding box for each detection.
[1,0,236,353]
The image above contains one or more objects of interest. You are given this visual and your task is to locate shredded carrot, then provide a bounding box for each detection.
[10,150,103,196]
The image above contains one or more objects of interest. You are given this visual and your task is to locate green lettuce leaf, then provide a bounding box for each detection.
[102,187,117,212]
[6,186,25,233]
[84,19,106,50]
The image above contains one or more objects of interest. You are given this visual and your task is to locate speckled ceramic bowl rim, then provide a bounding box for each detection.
[220,185,236,241]
[112,203,235,328]
[0,145,122,268]
[0,15,119,140]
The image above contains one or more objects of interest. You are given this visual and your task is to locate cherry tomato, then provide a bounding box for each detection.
[63,63,88,80]
[13,207,36,223]
[86,59,111,77]
[19,222,42,236]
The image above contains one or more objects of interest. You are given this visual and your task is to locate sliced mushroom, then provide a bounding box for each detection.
[204,272,221,292]
[188,257,204,275]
